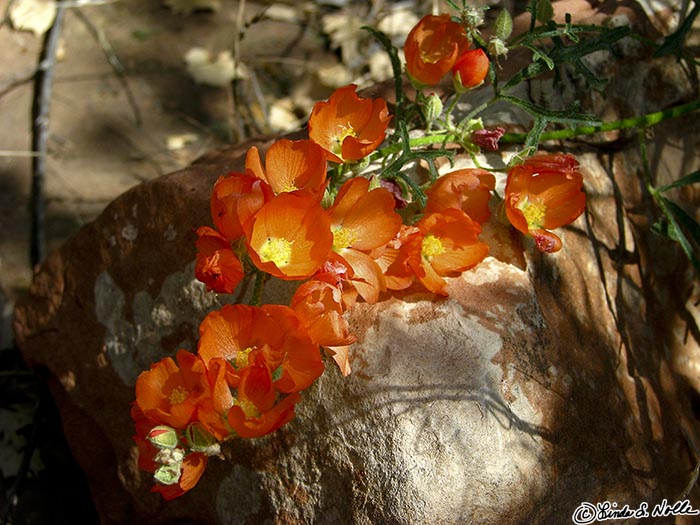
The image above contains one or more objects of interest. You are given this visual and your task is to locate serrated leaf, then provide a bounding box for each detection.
[657,170,700,193]
[500,95,601,126]
[524,43,555,70]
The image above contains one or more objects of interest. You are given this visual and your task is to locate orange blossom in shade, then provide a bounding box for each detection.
[407,209,489,295]
[210,171,273,241]
[504,153,586,253]
[151,452,208,501]
[403,14,470,86]
[326,177,403,303]
[290,280,356,348]
[197,304,324,394]
[245,139,327,199]
[194,226,244,294]
[244,192,333,280]
[424,168,496,223]
[308,84,391,163]
[135,349,222,431]
[452,48,490,92]
[227,352,302,439]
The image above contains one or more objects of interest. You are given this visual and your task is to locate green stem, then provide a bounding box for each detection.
[500,99,700,144]
[250,271,267,306]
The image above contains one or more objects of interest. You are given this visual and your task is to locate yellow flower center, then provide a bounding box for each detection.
[168,386,189,405]
[259,237,292,267]
[421,234,445,259]
[235,398,260,418]
[332,227,356,251]
[518,198,546,229]
[280,182,298,193]
[234,347,255,369]
[331,125,357,157]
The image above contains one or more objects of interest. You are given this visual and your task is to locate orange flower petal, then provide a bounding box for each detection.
[328,177,402,251]
[425,168,495,222]
[227,392,301,439]
[247,140,327,198]
[290,280,356,348]
[246,193,333,280]
[404,14,470,86]
[211,173,272,241]
[308,85,391,163]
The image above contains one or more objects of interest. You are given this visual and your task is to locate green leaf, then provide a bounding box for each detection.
[657,170,700,193]
[536,0,554,24]
[656,195,700,274]
[503,25,630,92]
[665,199,700,248]
[655,0,700,59]
[524,115,548,151]
[523,43,555,70]
[362,26,405,121]
[500,94,601,126]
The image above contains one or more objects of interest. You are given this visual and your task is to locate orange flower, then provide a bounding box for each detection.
[404,14,470,86]
[197,304,324,394]
[290,280,355,347]
[194,226,244,294]
[308,84,391,163]
[407,209,489,295]
[210,172,272,241]
[504,153,586,253]
[245,139,327,199]
[326,177,403,303]
[372,224,419,291]
[245,193,333,280]
[151,452,208,501]
[452,48,489,92]
[226,351,302,438]
[135,350,215,430]
[424,168,496,223]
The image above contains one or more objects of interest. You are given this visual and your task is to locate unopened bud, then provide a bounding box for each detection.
[488,37,508,58]
[154,463,181,486]
[185,423,220,455]
[463,5,486,29]
[452,49,489,93]
[494,10,513,41]
[147,425,179,450]
[422,93,443,129]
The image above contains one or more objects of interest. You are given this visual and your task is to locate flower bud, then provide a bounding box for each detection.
[147,425,179,450]
[185,423,221,456]
[452,49,489,93]
[488,37,508,59]
[422,93,443,129]
[154,463,181,486]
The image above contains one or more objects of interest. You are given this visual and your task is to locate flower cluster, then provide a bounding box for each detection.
[132,11,587,499]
